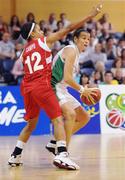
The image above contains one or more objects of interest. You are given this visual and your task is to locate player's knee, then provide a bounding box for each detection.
[26,123,36,132]
[52,116,64,126]
[64,110,76,121]
[26,117,38,132]
[84,112,90,123]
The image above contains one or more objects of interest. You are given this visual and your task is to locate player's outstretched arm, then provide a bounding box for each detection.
[46,3,102,47]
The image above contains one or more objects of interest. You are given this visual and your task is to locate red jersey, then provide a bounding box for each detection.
[21,37,52,94]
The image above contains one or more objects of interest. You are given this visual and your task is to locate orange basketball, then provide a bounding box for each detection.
[81,88,101,106]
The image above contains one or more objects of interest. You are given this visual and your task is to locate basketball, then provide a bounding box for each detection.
[80,88,101,106]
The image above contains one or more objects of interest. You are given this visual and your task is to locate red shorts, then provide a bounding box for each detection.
[21,85,62,121]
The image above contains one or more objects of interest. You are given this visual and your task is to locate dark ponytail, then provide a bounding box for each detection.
[12,22,35,40]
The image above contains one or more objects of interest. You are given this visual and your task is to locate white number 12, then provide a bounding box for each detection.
[25,52,44,74]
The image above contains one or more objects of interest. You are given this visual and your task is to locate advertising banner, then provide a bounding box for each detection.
[99,85,125,134]
[0,86,101,135]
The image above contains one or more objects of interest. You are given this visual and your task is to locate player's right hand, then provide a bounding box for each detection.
[89,3,103,17]
[81,86,97,98]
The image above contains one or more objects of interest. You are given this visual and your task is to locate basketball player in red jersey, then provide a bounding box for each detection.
[8,4,102,170]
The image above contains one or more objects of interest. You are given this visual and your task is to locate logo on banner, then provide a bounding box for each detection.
[0,91,25,126]
[82,103,99,117]
[106,93,125,130]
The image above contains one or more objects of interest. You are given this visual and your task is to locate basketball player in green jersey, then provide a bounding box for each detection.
[46,29,96,157]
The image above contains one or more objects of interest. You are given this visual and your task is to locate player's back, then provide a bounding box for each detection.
[22,37,52,93]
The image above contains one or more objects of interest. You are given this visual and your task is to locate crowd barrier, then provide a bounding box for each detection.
[0,85,124,135]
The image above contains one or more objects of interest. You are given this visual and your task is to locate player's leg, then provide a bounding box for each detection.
[46,102,76,154]
[46,92,90,151]
[8,116,39,166]
[48,106,90,148]
[39,91,79,170]
[57,90,81,146]
[18,116,39,143]
[46,87,76,150]
[8,92,40,166]
[62,104,90,146]
[61,102,76,146]
[52,108,89,160]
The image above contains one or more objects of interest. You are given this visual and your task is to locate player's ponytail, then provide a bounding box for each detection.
[12,22,35,40]
[21,22,35,40]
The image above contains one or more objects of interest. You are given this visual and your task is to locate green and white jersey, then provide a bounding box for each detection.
[51,44,79,89]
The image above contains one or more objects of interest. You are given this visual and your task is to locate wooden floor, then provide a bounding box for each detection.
[1,134,125,180]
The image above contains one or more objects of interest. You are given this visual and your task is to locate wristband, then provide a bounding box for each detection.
[79,85,84,93]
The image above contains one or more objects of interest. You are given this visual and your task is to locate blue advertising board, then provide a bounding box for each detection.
[0,86,100,135]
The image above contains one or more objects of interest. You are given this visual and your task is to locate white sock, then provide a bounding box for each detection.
[47,142,56,148]
[16,140,25,149]
[56,140,66,148]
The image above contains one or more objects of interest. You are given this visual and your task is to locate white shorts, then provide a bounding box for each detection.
[55,83,81,109]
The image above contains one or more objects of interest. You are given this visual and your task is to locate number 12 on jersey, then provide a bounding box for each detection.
[25,52,44,74]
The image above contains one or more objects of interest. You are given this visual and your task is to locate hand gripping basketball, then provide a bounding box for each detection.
[80,87,101,106]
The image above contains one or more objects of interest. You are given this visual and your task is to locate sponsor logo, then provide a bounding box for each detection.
[82,103,99,118]
[106,93,125,130]
[0,91,25,126]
